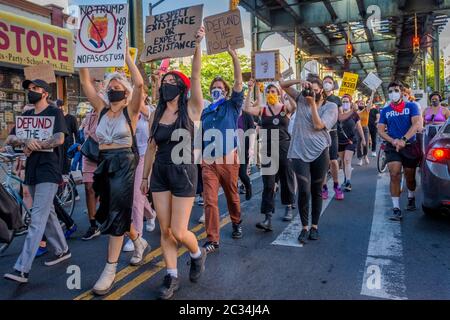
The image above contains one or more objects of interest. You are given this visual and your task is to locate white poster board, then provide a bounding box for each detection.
[362,72,382,91]
[253,50,280,82]
[75,4,128,68]
[15,116,55,152]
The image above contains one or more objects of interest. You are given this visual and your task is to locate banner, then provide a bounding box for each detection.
[141,5,203,62]
[0,11,73,73]
[204,10,244,55]
[338,72,359,97]
[24,64,56,84]
[75,4,129,68]
[15,116,55,152]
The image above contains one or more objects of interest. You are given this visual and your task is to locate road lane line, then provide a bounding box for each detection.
[271,171,345,247]
[360,173,407,300]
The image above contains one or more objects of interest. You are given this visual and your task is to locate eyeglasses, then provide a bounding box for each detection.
[388,89,400,93]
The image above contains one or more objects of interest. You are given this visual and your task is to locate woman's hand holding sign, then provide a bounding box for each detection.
[195,26,205,44]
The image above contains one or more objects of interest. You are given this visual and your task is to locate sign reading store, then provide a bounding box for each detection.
[0,11,74,73]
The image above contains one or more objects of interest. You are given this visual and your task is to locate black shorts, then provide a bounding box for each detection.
[338,143,356,153]
[329,130,338,160]
[150,162,198,197]
[385,142,422,169]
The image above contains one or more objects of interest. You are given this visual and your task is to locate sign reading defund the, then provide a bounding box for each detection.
[75,4,128,68]
[204,10,244,55]
[141,5,203,62]
[16,116,55,152]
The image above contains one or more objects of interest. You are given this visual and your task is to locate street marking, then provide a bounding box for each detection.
[271,171,345,247]
[360,173,407,300]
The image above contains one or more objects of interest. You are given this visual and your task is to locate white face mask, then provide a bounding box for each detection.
[211,88,225,103]
[323,82,334,92]
[342,102,351,111]
[389,92,401,103]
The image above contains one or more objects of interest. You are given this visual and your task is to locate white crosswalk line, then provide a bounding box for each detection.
[360,173,407,300]
[271,171,345,248]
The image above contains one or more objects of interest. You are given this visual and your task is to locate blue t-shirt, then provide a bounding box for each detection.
[201,90,244,158]
[379,102,420,141]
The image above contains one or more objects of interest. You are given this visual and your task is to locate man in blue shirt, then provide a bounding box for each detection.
[201,46,244,253]
[378,81,422,221]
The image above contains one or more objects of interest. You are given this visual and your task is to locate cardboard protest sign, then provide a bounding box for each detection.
[24,64,56,84]
[252,50,280,82]
[15,116,55,152]
[204,10,244,55]
[141,5,203,62]
[362,72,382,91]
[338,72,359,97]
[281,67,294,80]
[75,4,128,68]
[106,47,137,77]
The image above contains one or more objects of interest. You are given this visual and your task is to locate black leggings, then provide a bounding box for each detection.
[292,149,329,227]
[238,152,251,193]
[369,126,377,152]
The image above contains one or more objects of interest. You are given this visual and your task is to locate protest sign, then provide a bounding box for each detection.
[15,116,55,152]
[338,72,359,97]
[24,64,56,84]
[75,4,128,68]
[252,50,280,82]
[362,72,382,91]
[281,67,294,80]
[141,5,203,62]
[204,10,244,55]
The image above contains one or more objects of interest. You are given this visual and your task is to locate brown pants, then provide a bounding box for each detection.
[202,155,241,243]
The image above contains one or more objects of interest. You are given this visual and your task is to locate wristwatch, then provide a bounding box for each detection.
[401,136,408,143]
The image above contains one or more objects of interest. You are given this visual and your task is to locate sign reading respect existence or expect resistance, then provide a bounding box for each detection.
[15,116,55,152]
[75,4,128,68]
[141,5,203,62]
[0,11,74,73]
[338,72,359,97]
[203,10,244,55]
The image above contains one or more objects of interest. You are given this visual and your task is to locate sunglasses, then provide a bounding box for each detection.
[388,89,400,93]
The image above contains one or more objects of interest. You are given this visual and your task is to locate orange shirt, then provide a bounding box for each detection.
[358,109,370,127]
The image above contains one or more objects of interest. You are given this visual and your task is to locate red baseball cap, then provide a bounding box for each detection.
[166,70,191,91]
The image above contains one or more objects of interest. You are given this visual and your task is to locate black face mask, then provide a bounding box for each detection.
[431,100,440,107]
[314,92,322,103]
[107,90,126,103]
[28,91,43,104]
[161,83,180,102]
[358,106,365,111]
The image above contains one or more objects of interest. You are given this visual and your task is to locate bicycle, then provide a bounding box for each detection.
[377,141,388,173]
[56,174,76,218]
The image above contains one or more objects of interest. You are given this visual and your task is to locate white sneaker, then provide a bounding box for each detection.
[371,151,377,157]
[123,239,134,252]
[146,218,156,232]
[357,159,363,166]
[130,236,149,266]
[93,262,117,296]
[364,156,370,165]
[198,211,205,223]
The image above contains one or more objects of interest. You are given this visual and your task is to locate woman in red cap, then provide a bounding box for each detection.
[140,26,206,300]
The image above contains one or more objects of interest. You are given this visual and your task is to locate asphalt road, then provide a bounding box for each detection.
[1,156,449,300]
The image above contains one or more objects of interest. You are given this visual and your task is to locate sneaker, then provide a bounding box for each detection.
[198,211,205,224]
[197,197,204,206]
[321,186,329,200]
[189,248,207,283]
[4,270,29,284]
[238,184,246,195]
[82,226,101,241]
[390,208,403,221]
[334,186,344,200]
[407,197,416,211]
[203,241,219,254]
[64,224,77,239]
[159,274,180,300]
[298,229,309,244]
[14,226,28,236]
[283,207,293,222]
[357,159,363,166]
[343,181,352,192]
[146,218,156,232]
[232,222,243,239]
[123,239,134,252]
[371,151,377,157]
[364,156,370,165]
[309,227,319,240]
[44,250,71,266]
[35,246,48,257]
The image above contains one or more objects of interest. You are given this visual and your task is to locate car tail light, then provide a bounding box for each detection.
[427,147,450,163]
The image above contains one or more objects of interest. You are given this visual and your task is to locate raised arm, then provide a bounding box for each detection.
[127,45,144,117]
[188,26,205,119]
[79,68,106,113]
[366,90,375,110]
[243,79,262,117]
[279,79,303,101]
[282,90,297,114]
[228,46,243,93]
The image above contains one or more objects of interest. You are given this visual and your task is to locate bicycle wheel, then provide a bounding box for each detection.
[377,148,388,173]
[55,178,76,217]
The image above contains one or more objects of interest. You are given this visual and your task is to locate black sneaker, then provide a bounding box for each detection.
[159,274,180,300]
[343,181,352,192]
[44,250,71,266]
[232,222,243,239]
[239,184,246,195]
[82,226,101,241]
[407,197,416,211]
[189,248,207,283]
[4,270,29,284]
[390,208,403,221]
[309,227,319,240]
[298,229,309,244]
[203,241,219,253]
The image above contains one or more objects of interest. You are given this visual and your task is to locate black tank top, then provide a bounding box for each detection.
[261,105,291,153]
[153,121,194,164]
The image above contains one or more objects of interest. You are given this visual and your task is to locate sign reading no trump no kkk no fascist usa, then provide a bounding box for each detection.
[204,10,244,55]
[141,5,203,62]
[75,4,128,68]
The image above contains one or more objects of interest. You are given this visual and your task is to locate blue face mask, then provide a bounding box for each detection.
[211,88,225,102]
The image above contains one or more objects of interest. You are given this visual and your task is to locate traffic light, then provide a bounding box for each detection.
[230,0,240,10]
[412,36,420,53]
[345,43,353,60]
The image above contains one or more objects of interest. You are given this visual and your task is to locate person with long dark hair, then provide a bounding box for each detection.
[140,27,207,300]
